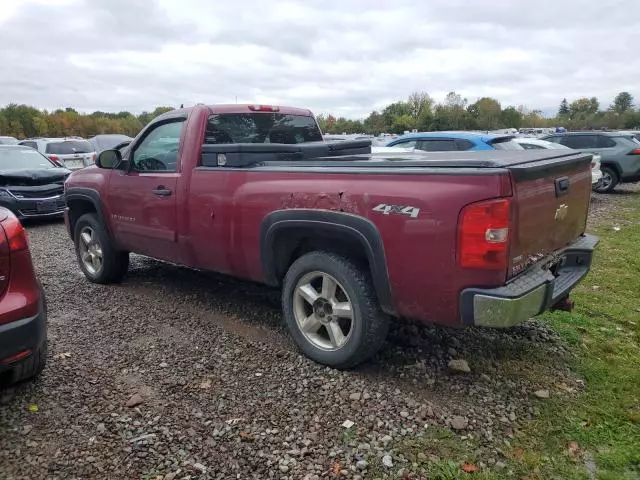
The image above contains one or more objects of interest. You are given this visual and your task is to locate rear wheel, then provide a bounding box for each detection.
[594,166,619,193]
[74,213,129,283]
[282,251,389,369]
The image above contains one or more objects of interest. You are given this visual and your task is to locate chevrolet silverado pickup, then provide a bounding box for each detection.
[64,104,599,368]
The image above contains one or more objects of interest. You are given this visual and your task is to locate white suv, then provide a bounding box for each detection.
[18,137,96,170]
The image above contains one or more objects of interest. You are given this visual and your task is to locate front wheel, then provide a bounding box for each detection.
[282,251,389,369]
[74,213,129,284]
[594,166,619,193]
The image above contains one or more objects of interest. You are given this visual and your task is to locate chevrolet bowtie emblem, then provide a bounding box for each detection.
[555,203,569,221]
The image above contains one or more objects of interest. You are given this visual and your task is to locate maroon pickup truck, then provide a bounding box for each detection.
[64,104,598,368]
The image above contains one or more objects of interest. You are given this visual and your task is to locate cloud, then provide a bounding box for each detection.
[1,0,639,118]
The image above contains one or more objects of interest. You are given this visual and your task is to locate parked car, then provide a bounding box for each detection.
[64,104,598,369]
[0,146,70,220]
[514,137,603,187]
[18,138,96,171]
[88,134,133,154]
[386,132,524,151]
[540,131,640,193]
[0,207,47,384]
[0,136,19,145]
[616,130,640,142]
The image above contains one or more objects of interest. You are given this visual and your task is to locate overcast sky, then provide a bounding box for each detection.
[1,0,638,118]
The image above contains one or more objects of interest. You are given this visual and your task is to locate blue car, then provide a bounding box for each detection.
[386,131,524,152]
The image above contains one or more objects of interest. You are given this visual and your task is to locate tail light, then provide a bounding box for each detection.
[628,148,640,155]
[458,198,511,269]
[47,154,63,167]
[248,105,280,112]
[0,215,29,294]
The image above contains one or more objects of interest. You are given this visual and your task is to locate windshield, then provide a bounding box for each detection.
[205,113,323,144]
[0,147,55,170]
[45,140,94,154]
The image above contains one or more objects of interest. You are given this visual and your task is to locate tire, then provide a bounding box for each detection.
[10,340,47,384]
[74,213,129,284]
[282,251,389,369]
[594,166,619,193]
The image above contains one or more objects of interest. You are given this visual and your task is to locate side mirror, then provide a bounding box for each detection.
[96,149,122,169]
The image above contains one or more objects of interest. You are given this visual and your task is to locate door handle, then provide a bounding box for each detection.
[152,187,172,197]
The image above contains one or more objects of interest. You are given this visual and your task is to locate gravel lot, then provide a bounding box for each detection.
[0,190,625,479]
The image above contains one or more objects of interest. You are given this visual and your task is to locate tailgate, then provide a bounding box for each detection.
[508,153,592,277]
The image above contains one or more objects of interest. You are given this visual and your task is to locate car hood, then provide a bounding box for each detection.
[0,168,72,187]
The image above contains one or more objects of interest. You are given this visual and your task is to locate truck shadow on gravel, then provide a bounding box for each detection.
[125,255,577,398]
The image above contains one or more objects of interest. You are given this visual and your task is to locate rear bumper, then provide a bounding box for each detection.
[460,234,599,328]
[0,293,47,373]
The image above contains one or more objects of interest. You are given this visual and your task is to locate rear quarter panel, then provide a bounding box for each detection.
[185,168,506,325]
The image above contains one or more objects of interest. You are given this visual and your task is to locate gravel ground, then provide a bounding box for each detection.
[0,188,632,479]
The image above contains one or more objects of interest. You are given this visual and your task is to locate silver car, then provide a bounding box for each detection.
[18,137,96,170]
[0,136,19,145]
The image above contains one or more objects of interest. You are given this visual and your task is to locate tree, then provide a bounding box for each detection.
[569,97,599,119]
[467,97,502,130]
[500,106,523,129]
[610,92,634,115]
[407,91,434,120]
[444,91,467,109]
[558,98,570,116]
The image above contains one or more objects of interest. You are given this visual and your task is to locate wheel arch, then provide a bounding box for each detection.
[260,209,395,315]
[65,187,112,240]
[599,161,622,178]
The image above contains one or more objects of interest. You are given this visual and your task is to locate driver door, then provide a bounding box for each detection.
[105,118,184,263]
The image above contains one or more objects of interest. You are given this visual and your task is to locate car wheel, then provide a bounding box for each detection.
[74,213,129,284]
[282,251,389,369]
[594,166,619,193]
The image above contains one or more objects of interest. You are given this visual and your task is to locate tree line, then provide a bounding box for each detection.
[316,91,640,135]
[0,105,174,139]
[0,91,638,139]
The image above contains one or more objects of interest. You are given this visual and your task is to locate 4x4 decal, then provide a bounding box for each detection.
[372,203,420,218]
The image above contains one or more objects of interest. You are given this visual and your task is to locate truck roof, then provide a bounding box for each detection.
[158,104,314,120]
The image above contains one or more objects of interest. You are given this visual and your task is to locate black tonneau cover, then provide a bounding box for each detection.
[200,140,593,179]
[201,140,371,167]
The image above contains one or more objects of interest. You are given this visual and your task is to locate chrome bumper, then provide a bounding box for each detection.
[460,234,599,328]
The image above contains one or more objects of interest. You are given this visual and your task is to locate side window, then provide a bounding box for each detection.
[597,136,616,148]
[560,135,598,149]
[390,140,417,148]
[418,139,458,151]
[454,139,474,151]
[131,120,185,172]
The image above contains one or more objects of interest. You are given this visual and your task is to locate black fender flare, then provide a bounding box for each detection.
[65,187,112,239]
[260,209,395,315]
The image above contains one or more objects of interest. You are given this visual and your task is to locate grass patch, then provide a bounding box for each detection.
[366,426,506,479]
